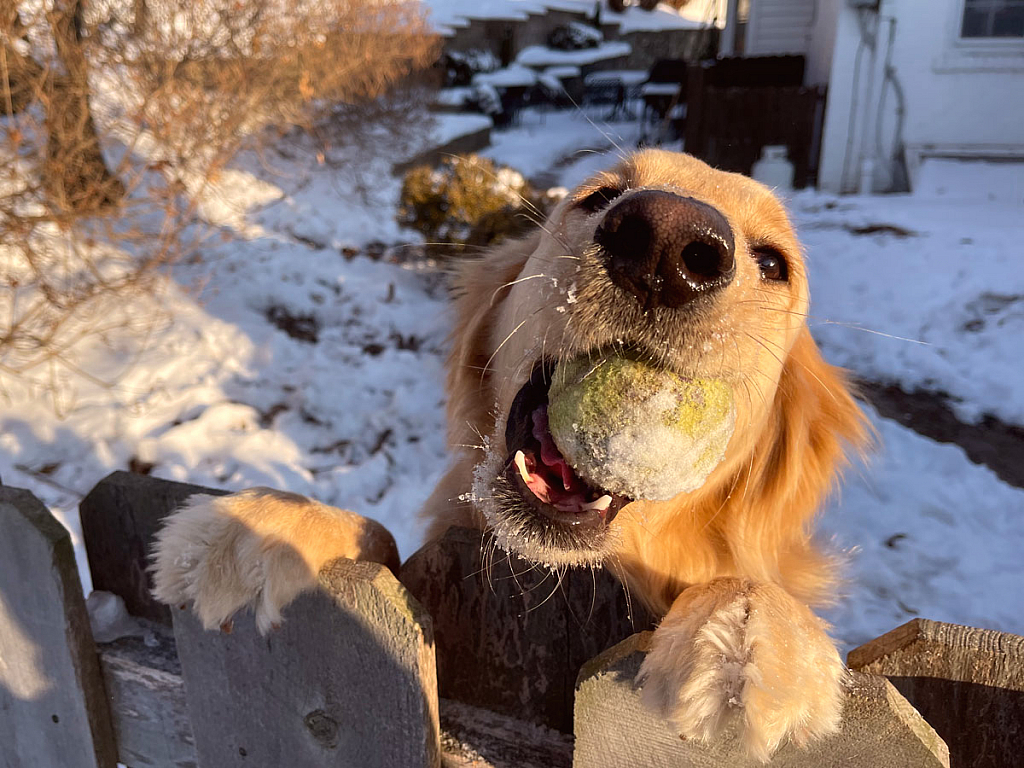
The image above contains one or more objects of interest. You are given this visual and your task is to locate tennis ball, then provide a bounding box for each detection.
[546,355,735,501]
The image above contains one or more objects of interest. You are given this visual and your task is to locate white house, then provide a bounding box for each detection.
[724,0,1024,194]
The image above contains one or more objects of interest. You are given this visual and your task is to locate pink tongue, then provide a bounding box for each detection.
[532,406,578,492]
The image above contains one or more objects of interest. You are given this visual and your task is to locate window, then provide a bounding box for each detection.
[961,0,1024,38]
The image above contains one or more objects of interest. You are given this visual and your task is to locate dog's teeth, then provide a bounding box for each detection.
[514,450,532,484]
[584,494,613,512]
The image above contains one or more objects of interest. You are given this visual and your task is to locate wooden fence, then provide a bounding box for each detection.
[683,56,825,189]
[2,472,1023,767]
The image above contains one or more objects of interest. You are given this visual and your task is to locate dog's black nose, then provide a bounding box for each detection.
[595,190,735,310]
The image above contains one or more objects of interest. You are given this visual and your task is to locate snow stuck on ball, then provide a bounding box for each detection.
[547,355,735,501]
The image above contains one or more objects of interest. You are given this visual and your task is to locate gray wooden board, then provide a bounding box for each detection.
[848,618,1024,768]
[97,619,197,768]
[79,471,227,625]
[439,698,572,768]
[92,641,572,768]
[0,486,118,768]
[574,632,950,768]
[92,632,574,768]
[401,526,654,732]
[172,558,440,768]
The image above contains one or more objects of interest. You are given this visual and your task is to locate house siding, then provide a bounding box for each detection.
[744,0,817,56]
[817,0,1024,193]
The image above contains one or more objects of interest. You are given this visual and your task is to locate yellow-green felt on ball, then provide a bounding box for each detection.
[547,355,735,501]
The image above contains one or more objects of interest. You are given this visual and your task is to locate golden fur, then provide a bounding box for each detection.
[152,149,867,760]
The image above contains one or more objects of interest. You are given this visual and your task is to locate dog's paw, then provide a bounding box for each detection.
[150,488,398,634]
[638,578,844,761]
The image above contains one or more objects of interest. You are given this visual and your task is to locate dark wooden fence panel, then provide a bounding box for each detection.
[401,526,654,733]
[702,55,806,89]
[80,471,226,625]
[685,83,826,188]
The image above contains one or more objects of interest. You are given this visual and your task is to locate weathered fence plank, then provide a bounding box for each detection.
[0,486,118,768]
[401,526,654,733]
[440,698,573,768]
[97,620,196,768]
[172,557,440,768]
[95,648,572,768]
[79,471,226,625]
[573,632,950,768]
[848,618,1024,768]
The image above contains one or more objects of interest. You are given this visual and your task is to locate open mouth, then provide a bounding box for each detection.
[503,361,631,529]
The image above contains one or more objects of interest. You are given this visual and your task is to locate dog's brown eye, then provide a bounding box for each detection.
[753,247,788,282]
[577,186,622,213]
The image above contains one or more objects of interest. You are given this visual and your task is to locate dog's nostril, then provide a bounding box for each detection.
[681,241,729,278]
[602,218,652,282]
[596,190,736,310]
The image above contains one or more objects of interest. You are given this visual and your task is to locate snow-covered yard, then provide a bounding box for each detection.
[2,107,1022,653]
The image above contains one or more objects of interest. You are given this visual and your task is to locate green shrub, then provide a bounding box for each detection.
[398,155,546,257]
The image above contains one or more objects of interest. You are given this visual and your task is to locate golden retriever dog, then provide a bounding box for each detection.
[152,149,867,760]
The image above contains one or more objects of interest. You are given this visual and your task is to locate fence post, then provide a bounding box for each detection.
[849,618,1024,767]
[79,471,227,625]
[172,558,440,768]
[401,526,654,732]
[0,486,118,768]
[573,632,950,768]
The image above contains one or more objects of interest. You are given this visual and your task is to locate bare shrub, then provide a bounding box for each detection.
[0,0,439,409]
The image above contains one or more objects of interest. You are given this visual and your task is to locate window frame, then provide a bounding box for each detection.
[955,0,1024,46]
[933,0,1024,72]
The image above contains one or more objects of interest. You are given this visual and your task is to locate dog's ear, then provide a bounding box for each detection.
[723,327,870,603]
[445,232,540,451]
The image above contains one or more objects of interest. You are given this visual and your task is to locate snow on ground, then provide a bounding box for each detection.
[789,187,1024,425]
[482,108,640,178]
[1,140,451,592]
[2,106,1022,653]
[423,0,706,36]
[821,410,1024,651]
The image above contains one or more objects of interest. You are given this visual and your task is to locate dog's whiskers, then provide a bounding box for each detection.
[735,298,928,345]
[743,330,846,407]
[490,273,550,307]
[481,317,529,384]
[699,469,744,535]
[606,552,638,630]
[553,92,629,161]
[525,564,567,614]
[513,211,577,255]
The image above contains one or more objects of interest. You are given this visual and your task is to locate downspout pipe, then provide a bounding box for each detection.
[855,7,881,194]
[721,0,740,56]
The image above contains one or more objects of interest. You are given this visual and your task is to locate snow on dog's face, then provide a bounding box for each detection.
[446,150,863,587]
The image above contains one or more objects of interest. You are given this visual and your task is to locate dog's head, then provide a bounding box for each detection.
[447,150,866,606]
